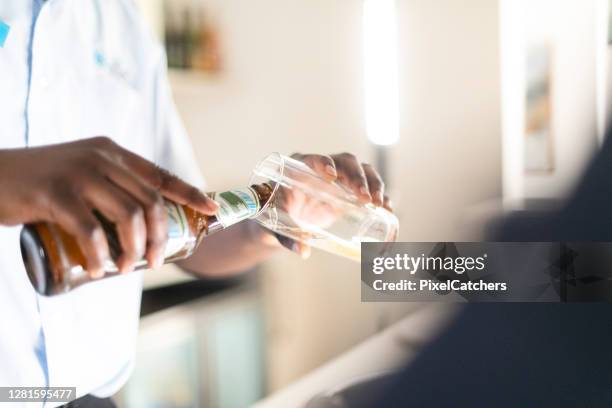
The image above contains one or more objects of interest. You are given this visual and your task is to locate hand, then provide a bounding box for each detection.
[292,152,393,209]
[266,152,393,258]
[0,137,218,278]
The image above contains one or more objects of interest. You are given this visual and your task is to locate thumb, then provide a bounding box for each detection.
[274,233,311,259]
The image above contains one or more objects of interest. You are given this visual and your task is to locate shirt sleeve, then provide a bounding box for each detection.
[151,50,206,190]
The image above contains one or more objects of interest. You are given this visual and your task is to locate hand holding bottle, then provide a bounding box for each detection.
[0,137,218,278]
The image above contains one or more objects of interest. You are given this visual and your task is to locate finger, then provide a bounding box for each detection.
[48,195,109,279]
[292,153,338,181]
[100,141,218,215]
[294,241,312,260]
[99,161,168,268]
[274,233,312,259]
[362,163,385,206]
[383,195,394,212]
[82,180,147,274]
[331,153,372,203]
[156,168,219,215]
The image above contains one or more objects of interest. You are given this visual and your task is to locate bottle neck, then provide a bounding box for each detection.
[208,184,271,229]
[204,215,225,235]
[189,183,273,240]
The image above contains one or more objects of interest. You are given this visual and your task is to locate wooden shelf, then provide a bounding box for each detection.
[168,68,223,91]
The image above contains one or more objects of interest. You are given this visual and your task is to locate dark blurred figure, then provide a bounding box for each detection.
[499,134,612,242]
[368,131,612,407]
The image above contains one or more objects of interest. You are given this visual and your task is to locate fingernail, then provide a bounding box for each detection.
[325,165,337,177]
[91,269,104,279]
[208,200,220,210]
[377,191,384,205]
[301,246,312,260]
[118,258,134,274]
[360,186,371,197]
[151,256,163,269]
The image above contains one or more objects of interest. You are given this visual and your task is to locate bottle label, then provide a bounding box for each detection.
[101,200,189,273]
[212,187,260,228]
[164,200,190,258]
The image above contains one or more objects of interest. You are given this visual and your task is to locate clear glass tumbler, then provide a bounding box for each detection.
[249,153,399,262]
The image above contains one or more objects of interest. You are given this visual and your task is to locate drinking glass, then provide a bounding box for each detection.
[249,153,399,262]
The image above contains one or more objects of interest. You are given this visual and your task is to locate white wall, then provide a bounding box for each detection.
[171,0,370,191]
[392,0,503,240]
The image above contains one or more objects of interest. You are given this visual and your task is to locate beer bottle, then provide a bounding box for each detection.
[20,184,273,296]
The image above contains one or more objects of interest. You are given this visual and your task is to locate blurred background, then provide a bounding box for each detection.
[114,0,612,406]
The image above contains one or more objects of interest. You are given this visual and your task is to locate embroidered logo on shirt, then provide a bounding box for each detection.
[0,21,10,48]
[93,49,138,90]
[94,50,106,66]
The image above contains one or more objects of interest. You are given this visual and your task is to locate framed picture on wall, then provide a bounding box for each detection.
[608,0,612,45]
[524,43,554,174]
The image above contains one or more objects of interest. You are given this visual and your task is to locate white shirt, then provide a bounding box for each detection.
[0,0,204,405]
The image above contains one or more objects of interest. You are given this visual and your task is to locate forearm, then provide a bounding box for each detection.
[177,220,281,278]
